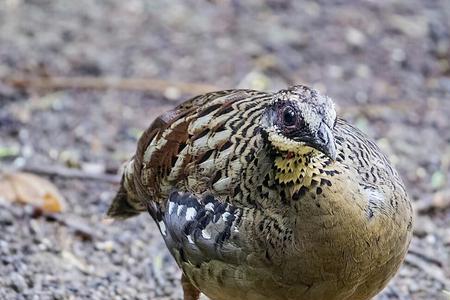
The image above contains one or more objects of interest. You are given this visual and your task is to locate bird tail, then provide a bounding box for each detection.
[107,159,146,219]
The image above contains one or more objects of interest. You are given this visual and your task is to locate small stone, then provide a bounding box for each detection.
[95,240,115,253]
[164,87,181,101]
[413,216,435,237]
[345,28,366,48]
[432,189,450,210]
[237,71,270,91]
[81,162,106,175]
[388,15,427,38]
[355,64,371,78]
[0,240,9,254]
[0,207,14,226]
[431,171,446,190]
[304,1,320,17]
[415,167,427,179]
[9,272,27,293]
[391,48,406,63]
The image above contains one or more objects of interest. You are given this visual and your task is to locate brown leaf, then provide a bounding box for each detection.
[0,172,66,213]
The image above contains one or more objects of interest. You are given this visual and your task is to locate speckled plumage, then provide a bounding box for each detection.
[108,85,413,300]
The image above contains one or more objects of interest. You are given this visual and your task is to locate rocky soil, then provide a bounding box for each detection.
[0,0,449,299]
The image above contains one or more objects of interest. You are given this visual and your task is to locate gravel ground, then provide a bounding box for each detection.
[0,0,450,299]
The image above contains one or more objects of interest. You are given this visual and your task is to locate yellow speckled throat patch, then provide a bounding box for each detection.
[274,148,336,198]
[275,152,313,186]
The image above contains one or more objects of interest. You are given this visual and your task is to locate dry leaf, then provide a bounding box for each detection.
[0,172,66,213]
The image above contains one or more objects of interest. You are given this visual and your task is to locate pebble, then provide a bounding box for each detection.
[0,206,14,226]
[9,272,27,293]
[413,216,436,237]
[345,28,367,48]
[164,87,181,101]
[391,48,406,64]
[431,171,446,190]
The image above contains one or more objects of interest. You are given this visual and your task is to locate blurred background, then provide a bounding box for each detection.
[0,0,449,299]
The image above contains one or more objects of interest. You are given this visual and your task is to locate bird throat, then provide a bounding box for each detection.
[274,148,330,195]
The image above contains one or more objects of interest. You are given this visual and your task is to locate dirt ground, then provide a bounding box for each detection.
[0,0,449,299]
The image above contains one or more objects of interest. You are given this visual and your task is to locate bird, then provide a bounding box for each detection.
[107,85,413,300]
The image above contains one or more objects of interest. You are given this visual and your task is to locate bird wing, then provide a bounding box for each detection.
[107,89,264,218]
[154,190,250,267]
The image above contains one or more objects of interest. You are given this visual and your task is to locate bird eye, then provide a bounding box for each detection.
[282,106,297,127]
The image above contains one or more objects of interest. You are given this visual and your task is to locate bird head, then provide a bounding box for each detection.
[261,85,337,160]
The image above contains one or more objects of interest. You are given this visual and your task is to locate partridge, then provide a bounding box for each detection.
[108,85,413,300]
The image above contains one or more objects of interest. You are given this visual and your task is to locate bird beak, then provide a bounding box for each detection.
[302,122,337,160]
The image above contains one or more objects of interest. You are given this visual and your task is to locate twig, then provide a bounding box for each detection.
[4,75,222,96]
[20,165,121,184]
[47,213,102,241]
[4,75,424,114]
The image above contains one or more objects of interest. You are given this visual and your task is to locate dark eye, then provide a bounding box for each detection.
[282,106,297,127]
